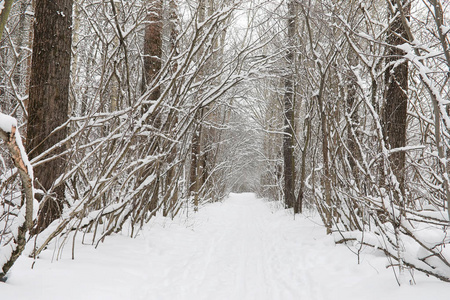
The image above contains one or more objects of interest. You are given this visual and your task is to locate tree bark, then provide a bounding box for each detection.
[190,110,203,210]
[189,0,207,209]
[137,0,163,213]
[26,0,73,231]
[142,0,163,100]
[382,0,410,200]
[283,0,296,209]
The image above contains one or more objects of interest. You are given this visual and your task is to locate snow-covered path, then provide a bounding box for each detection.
[143,193,321,300]
[2,193,449,299]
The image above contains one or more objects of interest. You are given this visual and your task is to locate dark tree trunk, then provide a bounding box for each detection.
[142,0,162,100]
[382,0,410,199]
[26,0,73,231]
[139,0,163,213]
[189,0,207,209]
[283,0,296,210]
[164,0,180,216]
[190,110,203,210]
[190,127,200,195]
[318,92,332,233]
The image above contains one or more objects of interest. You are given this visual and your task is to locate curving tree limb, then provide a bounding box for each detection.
[0,122,34,281]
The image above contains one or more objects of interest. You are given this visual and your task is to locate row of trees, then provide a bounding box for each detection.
[1,0,450,284]
[254,0,450,284]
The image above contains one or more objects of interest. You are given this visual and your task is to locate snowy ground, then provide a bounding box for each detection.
[1,193,449,299]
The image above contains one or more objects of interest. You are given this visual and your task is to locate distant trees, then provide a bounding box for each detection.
[254,0,450,282]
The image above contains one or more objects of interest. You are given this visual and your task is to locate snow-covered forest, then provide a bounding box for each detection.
[1,0,450,296]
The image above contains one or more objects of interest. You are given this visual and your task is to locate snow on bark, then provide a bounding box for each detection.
[0,113,35,280]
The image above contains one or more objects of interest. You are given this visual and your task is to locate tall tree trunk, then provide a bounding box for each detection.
[189,0,207,210]
[190,110,203,210]
[318,91,332,233]
[382,0,410,282]
[26,0,73,231]
[296,113,311,214]
[382,0,410,200]
[283,0,296,209]
[138,0,163,213]
[163,0,180,217]
[346,51,360,183]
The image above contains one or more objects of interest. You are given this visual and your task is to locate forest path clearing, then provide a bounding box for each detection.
[2,193,448,299]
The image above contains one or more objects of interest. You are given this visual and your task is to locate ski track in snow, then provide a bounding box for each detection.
[2,193,450,299]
